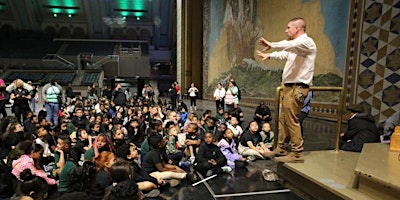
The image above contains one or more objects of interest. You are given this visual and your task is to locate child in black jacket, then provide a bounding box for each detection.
[195,132,230,176]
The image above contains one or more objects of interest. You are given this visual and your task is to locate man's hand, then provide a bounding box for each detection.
[259,37,271,50]
[256,50,270,61]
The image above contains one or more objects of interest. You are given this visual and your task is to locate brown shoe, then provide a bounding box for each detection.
[262,147,289,158]
[274,152,304,163]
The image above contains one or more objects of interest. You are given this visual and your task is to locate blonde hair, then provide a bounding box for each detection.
[15,79,24,88]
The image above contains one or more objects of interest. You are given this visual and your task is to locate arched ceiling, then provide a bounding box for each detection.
[0,0,174,46]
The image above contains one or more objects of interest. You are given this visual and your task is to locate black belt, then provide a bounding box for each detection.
[284,83,309,88]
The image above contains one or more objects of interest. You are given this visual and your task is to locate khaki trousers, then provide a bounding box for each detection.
[278,85,309,152]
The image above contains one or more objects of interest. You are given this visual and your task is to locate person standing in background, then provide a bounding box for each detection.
[175,81,181,101]
[112,83,126,108]
[257,17,317,163]
[65,83,75,105]
[224,80,238,112]
[213,83,226,111]
[9,79,32,123]
[28,81,38,113]
[168,82,178,110]
[42,78,63,126]
[188,83,199,111]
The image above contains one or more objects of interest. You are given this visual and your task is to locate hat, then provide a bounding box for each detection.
[347,104,364,113]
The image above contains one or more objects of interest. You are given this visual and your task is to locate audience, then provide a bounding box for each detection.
[0,79,317,199]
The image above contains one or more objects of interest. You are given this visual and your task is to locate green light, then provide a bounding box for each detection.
[117,0,146,17]
[68,14,72,18]
[51,8,61,13]
[53,13,58,17]
[66,9,76,14]
[136,16,140,21]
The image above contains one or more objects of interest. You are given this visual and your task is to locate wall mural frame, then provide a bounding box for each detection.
[203,0,353,120]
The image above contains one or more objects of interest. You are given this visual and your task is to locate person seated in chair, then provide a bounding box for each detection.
[380,110,400,142]
[254,101,272,125]
[340,104,380,152]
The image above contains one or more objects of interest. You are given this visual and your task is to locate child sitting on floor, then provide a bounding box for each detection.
[165,126,185,166]
[195,132,230,177]
[75,128,92,152]
[217,128,247,169]
[185,123,200,163]
[142,134,187,186]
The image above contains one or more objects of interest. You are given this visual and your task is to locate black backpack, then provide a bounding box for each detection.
[237,87,242,100]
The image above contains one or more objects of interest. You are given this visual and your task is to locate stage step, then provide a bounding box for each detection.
[353,143,400,200]
[277,150,375,200]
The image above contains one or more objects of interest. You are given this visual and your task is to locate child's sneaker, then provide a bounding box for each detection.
[206,170,213,177]
[246,155,256,162]
[189,156,195,164]
[165,179,180,187]
[143,189,160,197]
[221,166,232,173]
[179,161,191,168]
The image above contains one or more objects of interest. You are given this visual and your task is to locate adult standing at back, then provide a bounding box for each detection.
[257,17,317,163]
[224,80,238,113]
[112,83,126,108]
[175,81,181,101]
[42,78,63,126]
[213,83,226,111]
[8,79,32,123]
[188,83,199,111]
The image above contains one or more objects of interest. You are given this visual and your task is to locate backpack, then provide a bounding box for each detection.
[237,87,242,100]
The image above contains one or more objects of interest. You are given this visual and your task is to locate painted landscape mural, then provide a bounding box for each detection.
[205,0,349,102]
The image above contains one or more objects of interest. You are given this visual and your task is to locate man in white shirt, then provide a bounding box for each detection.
[256,17,317,163]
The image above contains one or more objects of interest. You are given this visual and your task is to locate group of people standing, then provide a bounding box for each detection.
[213,79,240,113]
[168,81,199,111]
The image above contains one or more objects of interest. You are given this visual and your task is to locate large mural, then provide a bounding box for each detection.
[204,0,350,102]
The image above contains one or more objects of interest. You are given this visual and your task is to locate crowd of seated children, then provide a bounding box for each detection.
[0,79,282,199]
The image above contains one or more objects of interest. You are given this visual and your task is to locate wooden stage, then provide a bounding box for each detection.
[277,143,400,200]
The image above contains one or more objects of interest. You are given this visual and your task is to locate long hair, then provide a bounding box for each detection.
[93,133,115,159]
[93,151,115,171]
